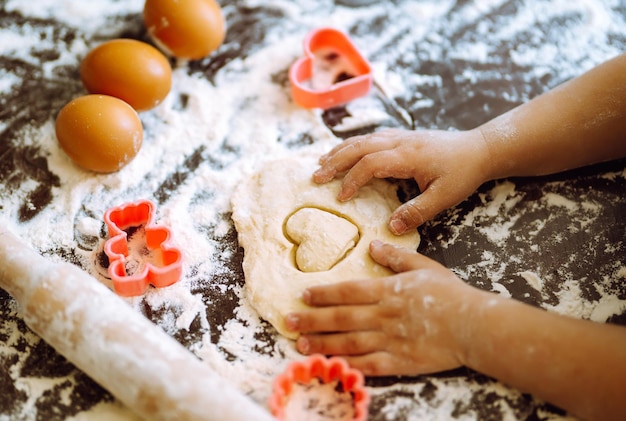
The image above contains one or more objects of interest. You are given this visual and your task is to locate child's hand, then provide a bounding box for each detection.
[285,240,488,377]
[313,128,491,234]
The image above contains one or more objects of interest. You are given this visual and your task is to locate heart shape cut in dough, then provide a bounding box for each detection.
[285,207,359,272]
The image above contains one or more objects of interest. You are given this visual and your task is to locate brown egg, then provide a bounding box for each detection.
[55,95,143,173]
[143,0,226,60]
[80,39,172,111]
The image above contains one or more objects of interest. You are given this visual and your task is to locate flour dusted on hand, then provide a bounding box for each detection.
[230,151,420,339]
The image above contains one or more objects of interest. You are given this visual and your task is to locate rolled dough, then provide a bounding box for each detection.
[230,151,421,339]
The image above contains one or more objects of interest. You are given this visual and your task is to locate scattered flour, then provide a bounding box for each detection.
[519,271,544,292]
[543,279,626,323]
[1,0,625,420]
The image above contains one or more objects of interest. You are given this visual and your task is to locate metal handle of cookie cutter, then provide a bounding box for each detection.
[104,199,183,297]
[289,27,373,109]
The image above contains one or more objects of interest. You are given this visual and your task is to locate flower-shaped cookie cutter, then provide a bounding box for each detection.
[270,354,370,420]
[103,199,183,297]
[289,27,373,109]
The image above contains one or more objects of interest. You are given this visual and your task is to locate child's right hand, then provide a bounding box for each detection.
[313,128,491,234]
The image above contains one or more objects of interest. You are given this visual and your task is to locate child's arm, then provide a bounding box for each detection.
[480,52,626,179]
[463,280,626,421]
[314,53,626,234]
[286,242,626,421]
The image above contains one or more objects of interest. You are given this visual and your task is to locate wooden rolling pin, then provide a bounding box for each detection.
[0,226,274,421]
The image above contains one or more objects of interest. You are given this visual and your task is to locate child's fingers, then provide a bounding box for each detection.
[335,149,415,201]
[369,240,439,273]
[313,139,370,183]
[338,352,423,377]
[300,279,384,306]
[318,131,399,165]
[286,304,380,333]
[388,186,458,234]
[295,331,385,356]
[314,131,403,183]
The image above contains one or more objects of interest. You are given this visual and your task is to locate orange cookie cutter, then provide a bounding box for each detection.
[270,354,370,420]
[289,27,373,109]
[103,199,183,297]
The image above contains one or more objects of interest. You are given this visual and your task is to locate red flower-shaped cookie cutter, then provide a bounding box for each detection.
[289,27,373,109]
[103,199,183,297]
[270,354,370,420]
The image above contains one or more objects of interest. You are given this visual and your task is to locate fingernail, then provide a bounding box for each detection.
[370,239,383,249]
[337,187,354,202]
[301,289,311,304]
[389,218,406,235]
[285,314,299,330]
[313,168,332,184]
[297,336,310,354]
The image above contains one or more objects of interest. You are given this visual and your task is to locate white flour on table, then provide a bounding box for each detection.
[1,0,625,420]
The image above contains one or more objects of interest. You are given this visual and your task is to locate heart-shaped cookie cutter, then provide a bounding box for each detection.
[269,354,370,420]
[103,199,183,297]
[289,27,373,109]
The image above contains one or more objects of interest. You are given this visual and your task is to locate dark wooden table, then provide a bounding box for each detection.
[1,1,625,419]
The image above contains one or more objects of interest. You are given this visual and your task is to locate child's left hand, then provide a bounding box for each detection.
[285,240,488,377]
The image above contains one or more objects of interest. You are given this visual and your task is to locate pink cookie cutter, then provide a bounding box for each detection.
[289,27,373,109]
[270,354,370,420]
[103,199,183,297]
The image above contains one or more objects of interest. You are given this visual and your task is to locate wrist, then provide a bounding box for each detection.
[451,288,503,369]
[459,127,498,186]
[475,119,519,181]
